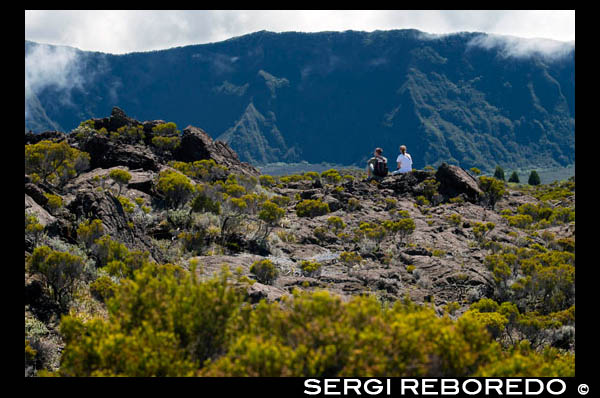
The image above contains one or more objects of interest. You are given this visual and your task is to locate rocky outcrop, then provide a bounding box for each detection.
[435,163,483,203]
[25,131,66,145]
[173,126,260,178]
[78,134,160,171]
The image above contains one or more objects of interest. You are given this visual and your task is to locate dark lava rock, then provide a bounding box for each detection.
[173,126,260,178]
[435,163,483,203]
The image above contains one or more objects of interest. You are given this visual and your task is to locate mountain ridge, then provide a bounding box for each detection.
[25,29,574,173]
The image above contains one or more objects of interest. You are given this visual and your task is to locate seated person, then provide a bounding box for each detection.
[392,145,413,175]
[366,147,388,181]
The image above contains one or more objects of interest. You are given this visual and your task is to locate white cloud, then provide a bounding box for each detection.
[466,34,575,60]
[25,10,575,54]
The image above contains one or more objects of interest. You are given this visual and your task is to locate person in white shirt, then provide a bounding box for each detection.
[392,145,413,175]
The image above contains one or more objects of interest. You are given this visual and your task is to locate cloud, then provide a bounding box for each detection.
[466,34,575,60]
[25,41,110,122]
[25,43,85,118]
[25,10,575,55]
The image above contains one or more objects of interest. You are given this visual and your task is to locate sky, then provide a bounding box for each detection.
[25,10,575,55]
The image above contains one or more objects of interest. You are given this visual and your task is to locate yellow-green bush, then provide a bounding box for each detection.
[76,219,104,249]
[109,168,132,195]
[156,169,195,208]
[56,264,244,376]
[89,275,117,302]
[44,193,63,213]
[296,199,330,218]
[25,140,90,185]
[327,216,346,233]
[201,291,572,377]
[250,259,279,285]
[26,246,85,311]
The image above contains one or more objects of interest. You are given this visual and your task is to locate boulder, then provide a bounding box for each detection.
[25,194,55,226]
[435,163,483,203]
[246,283,287,303]
[173,126,260,178]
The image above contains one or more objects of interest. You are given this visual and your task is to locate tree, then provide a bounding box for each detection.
[156,170,195,208]
[26,246,85,311]
[508,171,520,183]
[25,140,90,186]
[528,170,541,186]
[257,200,285,241]
[494,166,505,181]
[479,176,506,210]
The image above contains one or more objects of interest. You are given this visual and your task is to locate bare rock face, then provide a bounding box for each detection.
[78,134,161,172]
[435,163,483,203]
[173,126,260,178]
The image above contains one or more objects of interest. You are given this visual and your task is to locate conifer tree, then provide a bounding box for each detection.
[528,170,541,186]
[494,165,505,181]
[508,171,520,183]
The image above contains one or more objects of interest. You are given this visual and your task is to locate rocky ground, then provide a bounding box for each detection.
[25,108,575,375]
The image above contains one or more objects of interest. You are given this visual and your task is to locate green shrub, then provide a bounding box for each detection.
[44,193,63,213]
[321,169,342,185]
[26,246,85,311]
[473,222,495,243]
[296,199,330,218]
[25,213,44,247]
[116,125,145,144]
[76,219,104,248]
[416,195,430,206]
[339,251,362,270]
[259,175,275,187]
[326,216,346,233]
[347,197,360,211]
[303,171,320,181]
[447,213,462,227]
[299,260,322,277]
[508,171,520,183]
[201,291,572,377]
[478,176,506,210]
[57,264,244,376]
[422,178,440,201]
[250,259,279,285]
[156,170,195,208]
[258,200,285,225]
[109,169,132,195]
[503,214,534,229]
[152,136,181,153]
[152,122,180,137]
[25,140,90,185]
[90,275,117,302]
[191,192,221,215]
[117,196,135,214]
[270,195,291,208]
[169,159,228,182]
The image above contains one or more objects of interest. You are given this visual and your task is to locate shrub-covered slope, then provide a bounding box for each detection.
[25,109,575,377]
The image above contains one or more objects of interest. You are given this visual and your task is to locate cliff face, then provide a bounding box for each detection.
[25,30,575,172]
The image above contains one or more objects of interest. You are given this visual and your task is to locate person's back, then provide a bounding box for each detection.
[393,145,413,174]
[366,147,388,181]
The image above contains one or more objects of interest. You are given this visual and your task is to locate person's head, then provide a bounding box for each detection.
[375,147,383,156]
[399,145,407,154]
